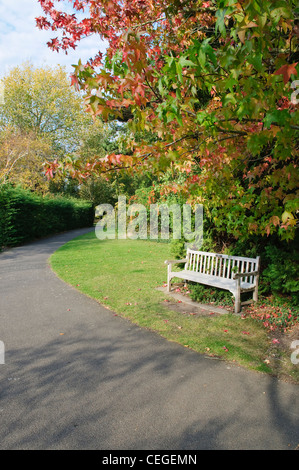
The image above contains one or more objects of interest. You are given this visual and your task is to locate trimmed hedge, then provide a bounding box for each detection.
[0,186,94,249]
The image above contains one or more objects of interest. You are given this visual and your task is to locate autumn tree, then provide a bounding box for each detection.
[0,62,120,192]
[0,127,53,191]
[0,62,91,158]
[37,0,298,243]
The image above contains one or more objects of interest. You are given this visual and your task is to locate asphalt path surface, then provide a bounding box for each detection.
[0,228,298,450]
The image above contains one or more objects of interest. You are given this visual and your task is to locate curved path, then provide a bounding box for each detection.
[0,228,298,450]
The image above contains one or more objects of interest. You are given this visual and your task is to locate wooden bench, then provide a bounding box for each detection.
[165,249,260,314]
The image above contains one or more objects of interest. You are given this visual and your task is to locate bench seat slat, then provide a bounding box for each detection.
[171,270,255,294]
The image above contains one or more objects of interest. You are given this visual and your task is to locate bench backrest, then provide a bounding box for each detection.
[185,249,260,283]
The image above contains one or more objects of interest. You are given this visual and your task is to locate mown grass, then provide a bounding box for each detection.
[50,231,299,382]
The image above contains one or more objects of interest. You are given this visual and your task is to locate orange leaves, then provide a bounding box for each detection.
[44,159,60,180]
[237,22,258,44]
[119,74,148,106]
[120,98,135,108]
[97,71,115,90]
[43,152,135,182]
[269,215,280,227]
[70,73,79,91]
[265,211,296,237]
[274,63,298,84]
[103,153,133,168]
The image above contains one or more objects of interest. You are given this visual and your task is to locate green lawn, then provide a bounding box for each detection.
[50,231,298,382]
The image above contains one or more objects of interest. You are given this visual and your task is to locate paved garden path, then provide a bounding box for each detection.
[0,228,298,450]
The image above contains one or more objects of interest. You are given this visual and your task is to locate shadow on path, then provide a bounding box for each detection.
[0,228,298,450]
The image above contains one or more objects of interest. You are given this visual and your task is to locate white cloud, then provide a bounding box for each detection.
[0,0,107,78]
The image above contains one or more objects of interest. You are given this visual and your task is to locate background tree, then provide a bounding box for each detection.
[0,62,121,193]
[0,127,52,191]
[0,62,91,158]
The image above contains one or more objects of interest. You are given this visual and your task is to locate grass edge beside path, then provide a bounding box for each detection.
[50,231,299,384]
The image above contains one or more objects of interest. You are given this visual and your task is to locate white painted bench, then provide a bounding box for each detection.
[165,249,260,314]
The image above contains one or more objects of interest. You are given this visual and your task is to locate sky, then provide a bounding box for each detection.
[0,0,108,78]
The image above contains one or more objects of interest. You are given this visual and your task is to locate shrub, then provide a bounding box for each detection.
[0,186,94,250]
[262,244,299,305]
[188,283,234,306]
[79,177,117,206]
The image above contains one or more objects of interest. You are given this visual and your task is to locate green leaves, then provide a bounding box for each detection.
[178,57,196,69]
[190,39,218,70]
[263,110,289,128]
[215,6,235,36]
[247,52,263,73]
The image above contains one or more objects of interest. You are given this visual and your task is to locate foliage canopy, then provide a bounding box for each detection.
[37,0,298,241]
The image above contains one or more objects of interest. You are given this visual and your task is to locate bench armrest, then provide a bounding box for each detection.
[165,258,188,265]
[233,271,259,279]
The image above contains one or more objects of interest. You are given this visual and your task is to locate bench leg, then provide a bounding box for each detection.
[167,265,172,292]
[235,295,241,314]
[253,277,259,302]
[235,278,241,313]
